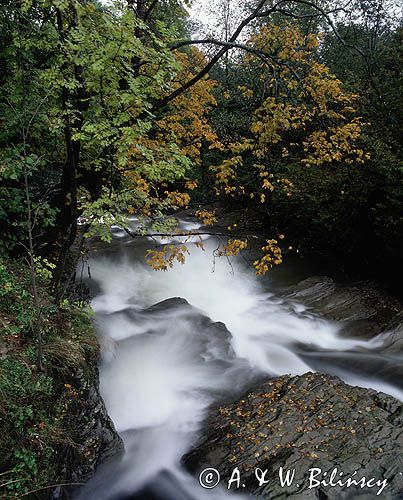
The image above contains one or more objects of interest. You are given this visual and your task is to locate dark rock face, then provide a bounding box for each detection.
[69,368,124,482]
[183,373,403,499]
[54,364,124,499]
[144,297,192,314]
[275,276,403,388]
[285,276,402,340]
[381,311,403,355]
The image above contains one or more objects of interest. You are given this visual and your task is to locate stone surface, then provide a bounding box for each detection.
[106,297,237,362]
[381,311,403,355]
[144,296,192,314]
[183,372,403,499]
[53,362,124,499]
[285,276,401,339]
[70,367,124,482]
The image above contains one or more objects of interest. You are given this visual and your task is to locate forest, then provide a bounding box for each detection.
[0,0,402,499]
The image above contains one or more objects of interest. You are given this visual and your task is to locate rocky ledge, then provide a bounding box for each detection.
[284,276,401,339]
[183,372,403,499]
[54,359,124,499]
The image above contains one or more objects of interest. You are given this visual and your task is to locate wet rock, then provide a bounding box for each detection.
[289,276,337,305]
[69,368,124,482]
[144,297,192,314]
[183,372,403,499]
[104,297,235,360]
[54,364,124,499]
[380,311,403,355]
[286,277,401,339]
[144,299,235,356]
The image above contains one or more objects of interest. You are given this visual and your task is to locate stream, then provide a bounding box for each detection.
[77,217,403,500]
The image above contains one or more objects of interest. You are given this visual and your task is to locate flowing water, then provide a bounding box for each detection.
[77,218,403,500]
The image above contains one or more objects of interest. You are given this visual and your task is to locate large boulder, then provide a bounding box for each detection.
[381,311,403,355]
[183,372,403,499]
[285,276,401,339]
[99,297,237,364]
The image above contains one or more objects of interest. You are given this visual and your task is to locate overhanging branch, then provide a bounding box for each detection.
[171,38,301,81]
[124,228,259,240]
[150,0,379,110]
[151,0,284,111]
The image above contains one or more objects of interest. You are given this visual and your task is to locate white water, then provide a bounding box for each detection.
[79,228,402,500]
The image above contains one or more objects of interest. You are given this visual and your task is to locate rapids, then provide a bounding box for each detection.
[77,218,402,500]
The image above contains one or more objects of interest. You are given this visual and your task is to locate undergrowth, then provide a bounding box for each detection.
[0,255,99,499]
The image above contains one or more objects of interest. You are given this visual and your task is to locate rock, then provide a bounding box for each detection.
[183,372,403,499]
[68,368,124,482]
[289,276,337,305]
[143,298,236,361]
[144,297,192,314]
[54,362,124,499]
[286,277,401,339]
[379,311,403,355]
[103,297,236,362]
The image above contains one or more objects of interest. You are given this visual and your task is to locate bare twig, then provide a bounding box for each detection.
[14,481,84,498]
[124,228,259,239]
[171,38,301,81]
[152,0,286,111]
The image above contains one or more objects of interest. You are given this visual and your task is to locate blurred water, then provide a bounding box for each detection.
[77,221,402,500]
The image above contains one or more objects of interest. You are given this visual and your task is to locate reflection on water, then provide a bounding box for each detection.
[77,220,402,500]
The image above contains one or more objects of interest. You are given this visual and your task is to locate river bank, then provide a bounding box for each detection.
[0,256,122,500]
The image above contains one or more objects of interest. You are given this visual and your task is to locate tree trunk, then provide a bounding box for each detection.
[52,5,82,298]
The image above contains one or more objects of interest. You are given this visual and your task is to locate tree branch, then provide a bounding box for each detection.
[171,38,301,81]
[151,0,381,110]
[278,0,383,99]
[151,0,287,111]
[124,228,259,240]
[144,0,159,21]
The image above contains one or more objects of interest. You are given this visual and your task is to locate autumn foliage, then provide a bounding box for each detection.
[144,23,369,274]
[211,23,368,209]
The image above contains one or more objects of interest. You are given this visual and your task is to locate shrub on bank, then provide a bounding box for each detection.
[0,256,98,499]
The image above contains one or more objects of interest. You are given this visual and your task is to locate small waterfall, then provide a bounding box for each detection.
[78,223,402,499]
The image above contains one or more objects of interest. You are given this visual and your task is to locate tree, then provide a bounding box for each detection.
[1,0,388,288]
[1,1,209,294]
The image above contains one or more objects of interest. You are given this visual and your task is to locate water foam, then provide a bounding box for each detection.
[79,231,401,500]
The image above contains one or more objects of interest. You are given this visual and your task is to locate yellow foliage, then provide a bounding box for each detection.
[302,118,368,166]
[165,191,190,208]
[185,180,198,191]
[195,209,217,226]
[253,239,283,275]
[123,47,221,219]
[212,22,368,206]
[120,23,367,278]
[238,85,254,98]
[262,178,275,191]
[210,155,244,196]
[219,239,248,257]
[146,245,190,271]
[153,48,223,166]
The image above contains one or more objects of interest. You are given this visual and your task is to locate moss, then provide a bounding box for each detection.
[0,255,99,499]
